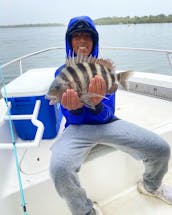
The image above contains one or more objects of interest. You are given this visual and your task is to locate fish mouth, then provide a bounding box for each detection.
[45,94,58,105]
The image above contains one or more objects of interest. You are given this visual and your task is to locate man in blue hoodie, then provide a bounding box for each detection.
[50,16,172,215]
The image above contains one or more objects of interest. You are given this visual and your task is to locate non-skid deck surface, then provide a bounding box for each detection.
[101,169,172,215]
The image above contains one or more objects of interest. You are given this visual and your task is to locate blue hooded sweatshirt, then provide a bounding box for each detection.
[55,16,117,128]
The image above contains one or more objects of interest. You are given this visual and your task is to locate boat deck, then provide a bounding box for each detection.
[90,90,172,214]
[0,89,172,215]
[102,170,172,215]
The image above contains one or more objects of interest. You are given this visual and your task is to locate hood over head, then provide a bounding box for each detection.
[65,16,99,58]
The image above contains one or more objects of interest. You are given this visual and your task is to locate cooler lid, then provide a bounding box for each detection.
[1,68,57,98]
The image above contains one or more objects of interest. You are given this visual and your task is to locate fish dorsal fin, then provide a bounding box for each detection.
[95,58,115,71]
[66,54,96,66]
[66,55,116,71]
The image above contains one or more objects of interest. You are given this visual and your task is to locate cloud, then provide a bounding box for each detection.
[0,0,172,25]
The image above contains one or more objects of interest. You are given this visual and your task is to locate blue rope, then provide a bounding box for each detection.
[0,65,28,215]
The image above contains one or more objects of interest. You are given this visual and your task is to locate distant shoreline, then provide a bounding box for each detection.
[1,22,172,29]
[0,23,65,28]
[1,14,172,28]
[94,14,172,25]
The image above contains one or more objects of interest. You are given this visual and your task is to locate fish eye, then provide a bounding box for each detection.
[55,85,61,90]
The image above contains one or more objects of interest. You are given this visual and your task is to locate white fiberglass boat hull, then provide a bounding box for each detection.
[0,88,172,215]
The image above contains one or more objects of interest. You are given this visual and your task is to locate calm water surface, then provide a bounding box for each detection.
[0,23,172,90]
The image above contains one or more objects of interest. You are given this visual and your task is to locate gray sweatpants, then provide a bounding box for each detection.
[50,119,170,215]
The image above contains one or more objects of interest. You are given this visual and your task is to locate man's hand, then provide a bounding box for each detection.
[88,75,106,106]
[61,75,106,110]
[61,89,84,110]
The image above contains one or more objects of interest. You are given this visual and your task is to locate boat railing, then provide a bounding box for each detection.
[1,46,172,76]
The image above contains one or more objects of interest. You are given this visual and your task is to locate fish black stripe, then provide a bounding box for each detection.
[82,62,93,82]
[67,66,82,92]
[110,70,116,84]
[71,63,87,93]
[77,63,89,86]
[100,65,108,86]
[89,63,97,77]
[59,71,70,82]
[59,70,75,89]
[117,73,121,82]
[105,66,113,90]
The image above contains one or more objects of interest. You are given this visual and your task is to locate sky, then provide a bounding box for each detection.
[0,0,172,25]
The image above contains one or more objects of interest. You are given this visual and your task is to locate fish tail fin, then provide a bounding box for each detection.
[116,70,134,90]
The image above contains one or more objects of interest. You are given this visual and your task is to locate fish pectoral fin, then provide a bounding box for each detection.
[83,103,96,110]
[80,93,109,109]
[81,93,108,101]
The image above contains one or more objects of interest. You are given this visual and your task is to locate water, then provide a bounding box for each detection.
[0,23,172,91]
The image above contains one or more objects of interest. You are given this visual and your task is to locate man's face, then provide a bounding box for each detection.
[71,31,93,56]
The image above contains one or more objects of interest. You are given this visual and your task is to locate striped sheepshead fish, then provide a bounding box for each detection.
[46,56,133,109]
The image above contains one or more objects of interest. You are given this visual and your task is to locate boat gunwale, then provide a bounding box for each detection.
[1,46,172,75]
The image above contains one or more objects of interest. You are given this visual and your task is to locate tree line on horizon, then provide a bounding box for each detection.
[0,23,64,28]
[1,14,172,28]
[94,14,172,25]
